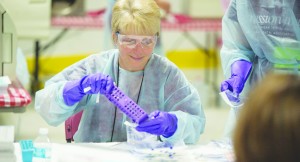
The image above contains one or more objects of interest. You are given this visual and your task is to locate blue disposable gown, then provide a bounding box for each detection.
[221,0,300,94]
[35,49,205,144]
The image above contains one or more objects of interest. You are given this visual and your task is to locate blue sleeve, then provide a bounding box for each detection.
[35,81,78,126]
[34,54,102,126]
[160,65,206,144]
[220,0,255,77]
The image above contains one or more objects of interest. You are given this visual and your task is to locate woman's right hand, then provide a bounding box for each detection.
[63,73,114,106]
[220,60,252,102]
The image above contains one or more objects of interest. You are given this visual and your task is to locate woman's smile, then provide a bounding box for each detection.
[130,55,144,61]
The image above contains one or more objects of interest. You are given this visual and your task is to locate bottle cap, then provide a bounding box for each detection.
[38,128,48,135]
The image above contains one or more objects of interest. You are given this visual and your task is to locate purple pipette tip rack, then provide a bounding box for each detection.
[104,85,148,124]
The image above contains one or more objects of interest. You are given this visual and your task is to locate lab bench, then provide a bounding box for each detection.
[14,139,234,162]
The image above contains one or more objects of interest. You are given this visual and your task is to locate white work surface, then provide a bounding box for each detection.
[14,139,234,162]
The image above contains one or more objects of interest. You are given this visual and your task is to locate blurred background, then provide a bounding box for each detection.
[0,0,230,144]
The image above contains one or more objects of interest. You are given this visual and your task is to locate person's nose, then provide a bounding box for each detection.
[133,42,144,53]
[135,41,144,48]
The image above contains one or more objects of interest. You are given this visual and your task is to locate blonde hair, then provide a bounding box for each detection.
[234,73,300,162]
[111,0,161,36]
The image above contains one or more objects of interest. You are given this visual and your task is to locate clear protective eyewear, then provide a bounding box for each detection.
[116,32,158,49]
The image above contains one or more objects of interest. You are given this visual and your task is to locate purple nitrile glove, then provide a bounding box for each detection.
[135,110,178,138]
[63,73,114,106]
[220,60,252,102]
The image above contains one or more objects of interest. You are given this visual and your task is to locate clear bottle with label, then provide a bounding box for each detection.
[32,128,51,162]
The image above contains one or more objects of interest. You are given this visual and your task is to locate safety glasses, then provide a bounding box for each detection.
[116,32,157,49]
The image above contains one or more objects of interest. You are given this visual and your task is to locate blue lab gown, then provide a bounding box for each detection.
[221,0,300,137]
[35,49,206,144]
[221,0,300,92]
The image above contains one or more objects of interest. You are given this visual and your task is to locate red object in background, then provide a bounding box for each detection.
[52,13,222,31]
[65,110,83,142]
[172,14,194,24]
[86,9,106,18]
[0,84,31,108]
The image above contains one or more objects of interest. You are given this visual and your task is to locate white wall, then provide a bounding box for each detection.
[190,0,224,18]
[17,0,224,57]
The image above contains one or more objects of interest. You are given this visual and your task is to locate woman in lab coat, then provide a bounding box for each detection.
[220,0,300,136]
[35,0,205,144]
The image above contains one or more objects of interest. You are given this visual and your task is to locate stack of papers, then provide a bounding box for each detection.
[0,126,15,162]
[0,142,16,162]
[0,76,11,94]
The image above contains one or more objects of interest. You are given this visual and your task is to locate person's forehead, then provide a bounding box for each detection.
[119,25,155,36]
[119,30,154,36]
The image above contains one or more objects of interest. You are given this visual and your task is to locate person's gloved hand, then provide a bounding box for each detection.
[63,73,114,106]
[220,60,252,102]
[135,110,178,138]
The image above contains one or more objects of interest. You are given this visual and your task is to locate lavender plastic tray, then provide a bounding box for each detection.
[105,85,148,124]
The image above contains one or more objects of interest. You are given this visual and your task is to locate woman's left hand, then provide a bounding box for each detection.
[135,110,178,138]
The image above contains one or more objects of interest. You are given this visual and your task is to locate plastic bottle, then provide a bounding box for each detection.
[32,128,51,162]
